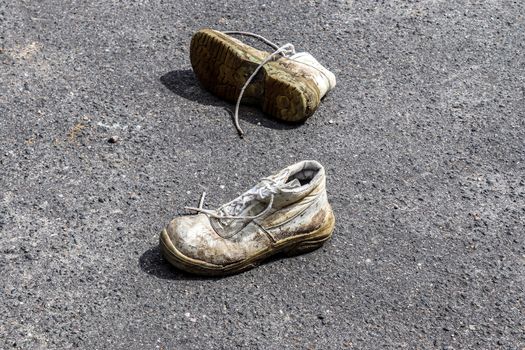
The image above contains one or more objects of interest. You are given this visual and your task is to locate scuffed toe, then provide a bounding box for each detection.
[164,214,246,266]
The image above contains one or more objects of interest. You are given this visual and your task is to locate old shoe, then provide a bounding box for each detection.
[160,160,335,276]
[190,29,336,136]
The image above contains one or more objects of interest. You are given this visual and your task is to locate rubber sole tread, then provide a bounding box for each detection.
[190,29,320,122]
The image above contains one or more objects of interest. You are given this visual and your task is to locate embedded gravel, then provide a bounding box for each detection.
[1,0,524,349]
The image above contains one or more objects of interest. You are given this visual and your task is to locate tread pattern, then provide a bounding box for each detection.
[190,29,319,122]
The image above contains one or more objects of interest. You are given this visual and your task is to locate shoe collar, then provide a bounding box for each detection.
[211,161,325,238]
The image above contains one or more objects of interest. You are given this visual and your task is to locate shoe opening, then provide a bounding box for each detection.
[286,161,322,186]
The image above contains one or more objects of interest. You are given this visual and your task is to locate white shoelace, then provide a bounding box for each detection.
[222,31,296,137]
[231,43,296,137]
[222,31,284,52]
[220,31,334,137]
[184,177,282,220]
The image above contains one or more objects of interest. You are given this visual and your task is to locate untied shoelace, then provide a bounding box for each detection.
[220,31,332,137]
[184,173,289,220]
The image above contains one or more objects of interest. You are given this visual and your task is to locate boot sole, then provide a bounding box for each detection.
[189,29,319,122]
[160,208,335,276]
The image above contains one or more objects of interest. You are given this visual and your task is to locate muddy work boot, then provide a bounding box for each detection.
[160,160,335,276]
[189,29,336,136]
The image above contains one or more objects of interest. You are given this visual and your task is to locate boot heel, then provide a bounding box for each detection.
[284,211,335,257]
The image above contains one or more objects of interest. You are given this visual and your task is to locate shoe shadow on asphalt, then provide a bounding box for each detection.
[139,246,218,280]
[139,244,322,280]
[160,69,301,131]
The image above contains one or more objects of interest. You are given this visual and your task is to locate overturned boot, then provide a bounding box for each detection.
[160,160,335,276]
[190,29,337,136]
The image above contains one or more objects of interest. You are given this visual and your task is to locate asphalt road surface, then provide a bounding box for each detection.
[1,0,524,349]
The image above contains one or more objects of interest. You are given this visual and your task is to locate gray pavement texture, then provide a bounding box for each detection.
[1,0,524,349]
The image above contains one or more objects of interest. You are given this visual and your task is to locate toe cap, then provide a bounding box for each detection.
[164,214,246,266]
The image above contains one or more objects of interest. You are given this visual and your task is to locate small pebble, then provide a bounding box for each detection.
[108,136,119,143]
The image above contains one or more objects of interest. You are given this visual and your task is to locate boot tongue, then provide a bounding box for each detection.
[289,52,336,98]
[285,178,301,189]
[211,174,306,238]
[219,173,300,218]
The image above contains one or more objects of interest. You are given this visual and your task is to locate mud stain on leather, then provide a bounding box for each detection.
[284,208,326,236]
[263,202,311,228]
